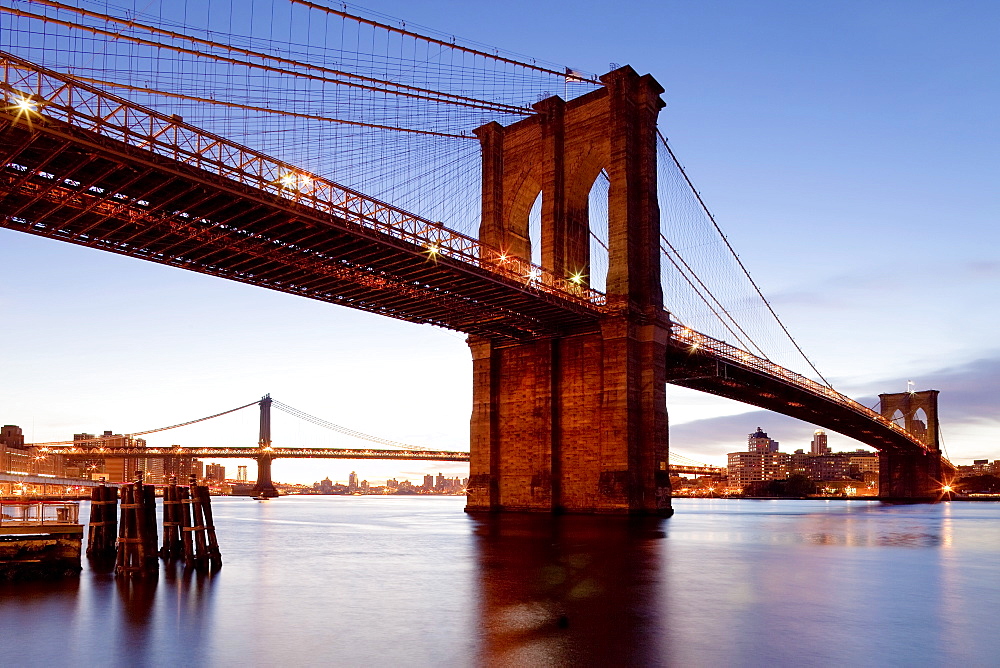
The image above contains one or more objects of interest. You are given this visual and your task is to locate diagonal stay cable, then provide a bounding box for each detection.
[658,131,833,387]
[67,75,474,139]
[660,235,767,358]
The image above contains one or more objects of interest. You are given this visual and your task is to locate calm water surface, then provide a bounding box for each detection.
[2,496,999,667]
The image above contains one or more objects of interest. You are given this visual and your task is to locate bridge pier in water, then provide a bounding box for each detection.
[466,67,672,515]
[878,390,948,502]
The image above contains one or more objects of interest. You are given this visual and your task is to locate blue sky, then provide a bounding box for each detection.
[1,0,998,483]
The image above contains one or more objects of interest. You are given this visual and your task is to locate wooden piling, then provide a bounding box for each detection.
[188,475,208,570]
[195,484,223,571]
[178,475,222,572]
[140,480,157,569]
[115,471,158,578]
[180,484,195,569]
[160,477,184,560]
[86,482,118,559]
[115,482,136,575]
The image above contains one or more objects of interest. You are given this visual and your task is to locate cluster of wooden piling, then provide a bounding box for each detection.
[97,472,222,578]
[115,474,159,577]
[85,483,118,560]
[160,475,222,571]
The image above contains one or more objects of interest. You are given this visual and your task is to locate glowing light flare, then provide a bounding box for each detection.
[278,172,313,192]
[526,267,542,283]
[425,244,441,259]
[13,95,38,114]
[569,272,585,285]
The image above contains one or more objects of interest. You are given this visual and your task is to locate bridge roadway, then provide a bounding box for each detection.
[55,446,471,462]
[50,446,721,476]
[0,52,935,464]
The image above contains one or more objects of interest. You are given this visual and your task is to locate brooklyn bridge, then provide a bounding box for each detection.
[0,0,951,513]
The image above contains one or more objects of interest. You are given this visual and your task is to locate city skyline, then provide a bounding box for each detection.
[1,0,997,484]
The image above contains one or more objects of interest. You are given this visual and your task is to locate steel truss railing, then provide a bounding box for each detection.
[0,52,605,308]
[670,465,725,475]
[51,445,721,470]
[671,326,929,451]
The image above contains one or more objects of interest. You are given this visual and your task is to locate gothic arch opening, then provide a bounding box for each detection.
[502,170,542,263]
[527,191,542,267]
[587,169,611,292]
[913,407,930,444]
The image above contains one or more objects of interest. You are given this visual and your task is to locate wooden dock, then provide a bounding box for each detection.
[0,500,83,580]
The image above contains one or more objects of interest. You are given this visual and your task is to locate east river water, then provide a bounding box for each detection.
[2,496,999,666]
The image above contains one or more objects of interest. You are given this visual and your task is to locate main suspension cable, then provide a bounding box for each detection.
[27,400,260,446]
[3,3,532,115]
[290,0,600,83]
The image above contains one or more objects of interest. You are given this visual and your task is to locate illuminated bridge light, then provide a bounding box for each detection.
[13,95,38,114]
[278,172,313,191]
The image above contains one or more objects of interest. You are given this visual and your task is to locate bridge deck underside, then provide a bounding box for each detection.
[0,113,601,339]
[666,345,925,454]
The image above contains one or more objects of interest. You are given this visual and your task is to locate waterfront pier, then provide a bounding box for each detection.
[0,499,83,580]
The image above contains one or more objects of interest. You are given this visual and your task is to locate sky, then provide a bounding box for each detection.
[1,0,998,484]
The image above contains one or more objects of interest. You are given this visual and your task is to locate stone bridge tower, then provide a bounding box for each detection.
[878,390,944,501]
[465,66,672,515]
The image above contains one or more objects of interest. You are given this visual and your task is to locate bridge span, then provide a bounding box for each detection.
[42,395,724,495]
[1,49,949,512]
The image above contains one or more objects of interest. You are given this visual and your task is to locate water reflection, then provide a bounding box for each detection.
[115,574,158,624]
[471,514,667,666]
[2,498,998,666]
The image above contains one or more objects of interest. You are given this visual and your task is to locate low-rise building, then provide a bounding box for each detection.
[729,428,879,488]
[727,450,792,487]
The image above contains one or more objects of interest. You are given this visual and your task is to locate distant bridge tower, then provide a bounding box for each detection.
[252,394,279,498]
[467,66,671,515]
[878,390,944,501]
